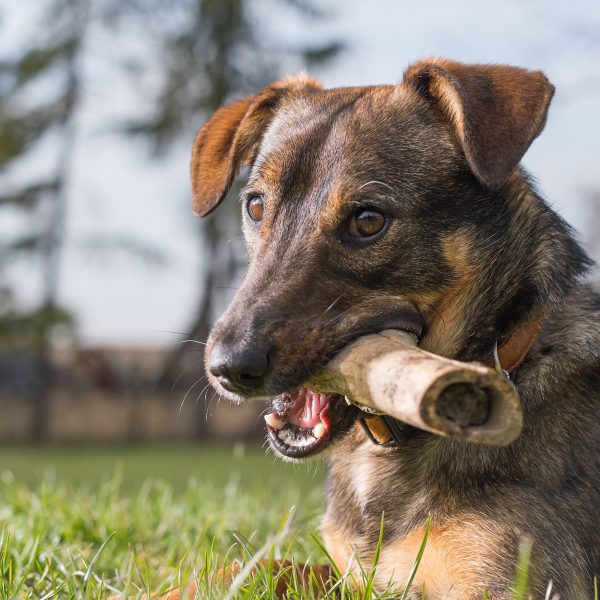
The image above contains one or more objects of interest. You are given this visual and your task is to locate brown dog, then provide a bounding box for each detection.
[190,59,600,598]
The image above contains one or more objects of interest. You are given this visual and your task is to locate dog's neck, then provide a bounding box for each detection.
[420,170,591,365]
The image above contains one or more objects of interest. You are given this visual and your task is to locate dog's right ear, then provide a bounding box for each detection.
[191,74,322,217]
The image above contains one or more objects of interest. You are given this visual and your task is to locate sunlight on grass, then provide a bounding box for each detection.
[513,539,532,600]
[0,445,328,598]
[0,446,591,598]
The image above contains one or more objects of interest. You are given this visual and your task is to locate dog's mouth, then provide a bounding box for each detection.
[264,387,358,459]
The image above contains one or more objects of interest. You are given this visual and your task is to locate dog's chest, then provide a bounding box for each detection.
[322,442,428,574]
[321,507,462,598]
[325,438,429,527]
[322,439,496,597]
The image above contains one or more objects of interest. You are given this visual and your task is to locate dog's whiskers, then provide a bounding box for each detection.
[317,305,357,329]
[153,329,191,336]
[356,180,394,193]
[318,295,343,320]
[178,339,208,346]
[194,381,213,409]
[169,370,187,393]
[205,390,219,420]
[179,376,207,413]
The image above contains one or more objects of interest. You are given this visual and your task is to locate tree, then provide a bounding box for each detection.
[0,0,88,440]
[0,0,342,441]
[122,0,343,434]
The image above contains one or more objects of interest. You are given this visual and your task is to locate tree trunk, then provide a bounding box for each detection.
[31,0,85,442]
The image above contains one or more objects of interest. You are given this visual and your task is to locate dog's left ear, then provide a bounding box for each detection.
[402,58,555,189]
[191,74,322,216]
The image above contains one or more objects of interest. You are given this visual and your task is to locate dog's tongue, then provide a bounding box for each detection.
[288,387,331,429]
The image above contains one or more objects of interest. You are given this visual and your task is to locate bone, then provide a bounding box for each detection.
[306,330,523,446]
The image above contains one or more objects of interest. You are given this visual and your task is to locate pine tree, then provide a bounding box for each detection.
[121,0,343,437]
[0,0,89,440]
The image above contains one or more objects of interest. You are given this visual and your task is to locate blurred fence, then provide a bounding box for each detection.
[1,1,599,444]
[0,346,263,443]
[0,0,340,443]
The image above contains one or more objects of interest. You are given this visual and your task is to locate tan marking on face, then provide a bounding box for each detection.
[403,288,444,312]
[319,186,349,231]
[256,154,284,192]
[419,229,481,357]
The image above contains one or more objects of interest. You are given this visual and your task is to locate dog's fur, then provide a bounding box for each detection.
[191,59,600,598]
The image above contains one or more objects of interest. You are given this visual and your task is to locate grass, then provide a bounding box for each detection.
[0,444,329,598]
[0,444,595,599]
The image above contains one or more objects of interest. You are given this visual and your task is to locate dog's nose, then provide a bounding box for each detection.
[209,343,269,393]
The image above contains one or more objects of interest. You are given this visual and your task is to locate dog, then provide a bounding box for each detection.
[190,58,600,598]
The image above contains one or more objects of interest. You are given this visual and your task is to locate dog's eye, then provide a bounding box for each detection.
[246,196,264,222]
[347,209,386,239]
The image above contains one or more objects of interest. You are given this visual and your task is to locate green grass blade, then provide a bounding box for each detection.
[400,514,431,600]
[82,531,115,589]
[223,506,296,600]
[512,539,532,600]
[364,511,385,598]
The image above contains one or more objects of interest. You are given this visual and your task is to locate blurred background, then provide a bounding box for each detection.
[1,0,599,447]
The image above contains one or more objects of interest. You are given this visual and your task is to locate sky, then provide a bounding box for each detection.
[2,0,600,348]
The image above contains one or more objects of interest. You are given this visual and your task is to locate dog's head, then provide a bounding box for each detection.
[191,59,557,460]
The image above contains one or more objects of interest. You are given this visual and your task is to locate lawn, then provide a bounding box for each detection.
[0,444,331,599]
[0,444,575,599]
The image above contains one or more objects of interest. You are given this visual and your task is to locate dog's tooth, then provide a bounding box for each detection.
[264,413,286,430]
[313,423,326,439]
[299,434,317,447]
